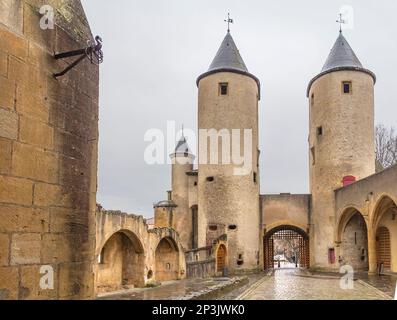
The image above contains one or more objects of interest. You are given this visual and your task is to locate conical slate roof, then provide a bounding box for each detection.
[170,136,194,157]
[307,32,376,97]
[208,31,248,73]
[321,33,363,72]
[197,31,261,98]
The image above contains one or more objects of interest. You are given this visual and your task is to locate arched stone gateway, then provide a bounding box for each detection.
[155,237,180,282]
[337,209,369,271]
[264,225,309,270]
[96,230,145,293]
[372,196,397,273]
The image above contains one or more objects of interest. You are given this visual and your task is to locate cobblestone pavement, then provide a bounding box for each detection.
[97,277,244,300]
[238,269,392,300]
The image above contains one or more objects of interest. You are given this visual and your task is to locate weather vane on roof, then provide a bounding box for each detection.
[224,13,234,33]
[336,13,346,33]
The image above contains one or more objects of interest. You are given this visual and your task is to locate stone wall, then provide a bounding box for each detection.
[0,0,98,299]
[95,209,186,294]
[334,164,397,273]
[261,194,311,233]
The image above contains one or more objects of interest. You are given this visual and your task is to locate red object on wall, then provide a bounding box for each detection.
[342,175,356,187]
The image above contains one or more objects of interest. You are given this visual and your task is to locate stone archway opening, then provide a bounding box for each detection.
[96,231,145,293]
[373,196,397,273]
[339,210,369,271]
[264,225,309,270]
[155,237,180,282]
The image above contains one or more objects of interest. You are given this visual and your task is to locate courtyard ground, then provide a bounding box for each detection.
[238,269,393,300]
[97,269,396,300]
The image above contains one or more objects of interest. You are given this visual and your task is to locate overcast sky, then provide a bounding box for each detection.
[80,0,397,218]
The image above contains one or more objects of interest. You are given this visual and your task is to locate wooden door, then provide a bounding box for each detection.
[376,226,391,270]
[216,245,227,272]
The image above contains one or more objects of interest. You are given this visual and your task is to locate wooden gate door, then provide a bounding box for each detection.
[376,227,391,270]
[216,245,227,272]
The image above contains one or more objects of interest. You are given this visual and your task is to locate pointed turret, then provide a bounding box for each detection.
[170,135,194,159]
[322,33,363,72]
[197,31,260,96]
[307,32,376,96]
[208,31,248,73]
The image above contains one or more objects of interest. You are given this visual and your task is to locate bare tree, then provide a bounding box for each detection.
[376,124,397,172]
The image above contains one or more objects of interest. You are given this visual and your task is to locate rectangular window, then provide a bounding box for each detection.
[311,94,314,107]
[342,81,352,94]
[253,172,257,183]
[317,126,323,136]
[219,83,228,96]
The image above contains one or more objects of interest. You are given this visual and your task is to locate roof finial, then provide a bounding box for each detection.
[336,12,346,33]
[224,13,234,33]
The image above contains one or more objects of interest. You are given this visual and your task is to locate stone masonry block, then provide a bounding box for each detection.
[10,233,41,265]
[16,85,49,122]
[0,107,18,139]
[0,24,27,59]
[0,137,12,174]
[0,233,10,266]
[0,204,49,233]
[0,51,7,77]
[0,76,15,110]
[12,142,58,183]
[20,265,58,300]
[19,116,54,149]
[0,176,33,205]
[34,183,70,208]
[0,266,18,300]
[9,56,46,95]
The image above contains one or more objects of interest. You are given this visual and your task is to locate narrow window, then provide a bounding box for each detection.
[354,232,357,245]
[311,93,314,107]
[194,181,197,186]
[253,172,257,183]
[228,225,237,230]
[219,83,228,96]
[342,81,352,94]
[317,126,323,136]
[206,176,214,182]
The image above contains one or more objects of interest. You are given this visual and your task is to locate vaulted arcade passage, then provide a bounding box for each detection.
[340,212,369,271]
[155,237,180,282]
[96,231,145,293]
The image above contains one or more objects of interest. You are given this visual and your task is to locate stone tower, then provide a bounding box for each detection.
[307,32,376,269]
[0,0,98,299]
[170,136,195,249]
[196,31,261,272]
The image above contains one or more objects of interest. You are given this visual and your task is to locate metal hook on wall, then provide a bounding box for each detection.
[53,35,103,78]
